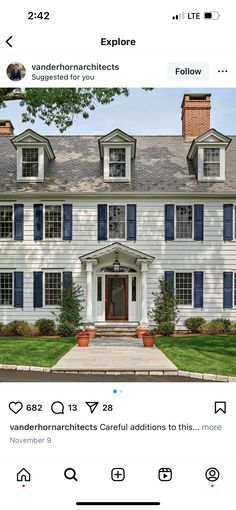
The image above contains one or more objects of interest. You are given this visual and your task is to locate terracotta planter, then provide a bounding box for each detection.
[77,333,89,347]
[86,327,96,340]
[142,335,154,348]
[137,328,148,339]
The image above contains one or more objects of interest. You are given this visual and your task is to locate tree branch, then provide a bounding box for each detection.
[3,91,25,101]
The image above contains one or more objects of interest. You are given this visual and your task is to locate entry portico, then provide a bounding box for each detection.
[80,243,154,326]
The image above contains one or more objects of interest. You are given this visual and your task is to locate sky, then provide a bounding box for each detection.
[1,88,236,136]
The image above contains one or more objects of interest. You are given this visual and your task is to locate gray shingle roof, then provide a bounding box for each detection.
[1,134,236,194]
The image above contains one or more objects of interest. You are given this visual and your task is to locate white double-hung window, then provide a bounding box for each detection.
[203,148,220,177]
[0,272,13,305]
[109,148,126,178]
[22,148,39,177]
[45,272,61,305]
[45,205,62,239]
[175,272,193,306]
[0,206,13,239]
[109,205,126,240]
[176,205,193,239]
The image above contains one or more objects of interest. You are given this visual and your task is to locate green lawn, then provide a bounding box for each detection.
[0,337,76,367]
[156,336,236,376]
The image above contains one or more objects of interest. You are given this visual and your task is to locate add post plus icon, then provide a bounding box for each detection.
[111,468,125,482]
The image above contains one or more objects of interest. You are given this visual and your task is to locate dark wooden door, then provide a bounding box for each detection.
[105,275,128,321]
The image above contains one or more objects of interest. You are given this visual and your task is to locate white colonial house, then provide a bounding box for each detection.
[1,93,236,330]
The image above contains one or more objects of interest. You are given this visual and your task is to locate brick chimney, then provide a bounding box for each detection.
[0,120,14,136]
[181,94,211,142]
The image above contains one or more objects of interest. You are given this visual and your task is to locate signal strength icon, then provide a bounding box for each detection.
[172,12,185,20]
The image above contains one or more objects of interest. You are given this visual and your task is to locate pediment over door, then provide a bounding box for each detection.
[80,242,154,267]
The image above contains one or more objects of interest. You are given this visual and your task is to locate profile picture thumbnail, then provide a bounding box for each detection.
[6,62,26,82]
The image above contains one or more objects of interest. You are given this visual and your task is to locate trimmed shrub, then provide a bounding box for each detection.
[35,319,56,336]
[0,322,5,334]
[3,320,38,337]
[13,320,38,337]
[3,320,25,336]
[211,318,232,333]
[159,321,175,336]
[230,322,236,334]
[57,321,76,337]
[13,321,31,335]
[184,317,206,333]
[2,321,23,336]
[3,323,16,336]
[16,321,39,337]
[199,321,224,335]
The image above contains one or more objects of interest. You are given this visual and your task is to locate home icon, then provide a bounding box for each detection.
[17,468,31,482]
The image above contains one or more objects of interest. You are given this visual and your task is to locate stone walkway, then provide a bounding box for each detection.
[52,337,177,373]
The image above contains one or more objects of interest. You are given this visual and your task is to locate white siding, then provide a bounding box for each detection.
[1,197,236,327]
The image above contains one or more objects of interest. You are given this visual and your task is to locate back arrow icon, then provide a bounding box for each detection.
[6,36,13,48]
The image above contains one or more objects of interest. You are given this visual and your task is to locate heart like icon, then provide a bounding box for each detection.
[9,401,23,414]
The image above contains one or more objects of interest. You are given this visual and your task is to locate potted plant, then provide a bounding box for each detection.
[77,330,90,347]
[85,324,97,340]
[136,326,149,339]
[142,329,156,347]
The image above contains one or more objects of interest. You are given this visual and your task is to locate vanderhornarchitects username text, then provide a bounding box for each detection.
[32,63,119,71]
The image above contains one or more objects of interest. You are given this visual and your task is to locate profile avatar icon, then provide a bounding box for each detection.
[205,467,220,482]
[6,62,26,81]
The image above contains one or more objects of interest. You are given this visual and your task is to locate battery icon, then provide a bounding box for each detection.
[204,11,220,19]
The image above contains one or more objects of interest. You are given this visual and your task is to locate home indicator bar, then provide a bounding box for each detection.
[76,503,161,506]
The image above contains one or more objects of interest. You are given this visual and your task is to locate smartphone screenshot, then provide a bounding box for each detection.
[0,1,235,508]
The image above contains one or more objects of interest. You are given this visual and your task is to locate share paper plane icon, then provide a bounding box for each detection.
[85,402,99,414]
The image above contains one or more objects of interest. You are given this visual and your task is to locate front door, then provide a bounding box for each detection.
[105,275,128,321]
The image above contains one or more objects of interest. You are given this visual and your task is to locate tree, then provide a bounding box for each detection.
[55,280,85,326]
[149,278,178,326]
[0,88,152,132]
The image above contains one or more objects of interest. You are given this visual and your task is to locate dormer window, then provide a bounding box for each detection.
[203,148,220,177]
[11,129,55,182]
[22,148,39,177]
[187,128,231,183]
[109,148,126,178]
[99,129,136,183]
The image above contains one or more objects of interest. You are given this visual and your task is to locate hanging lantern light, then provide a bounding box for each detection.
[113,251,120,272]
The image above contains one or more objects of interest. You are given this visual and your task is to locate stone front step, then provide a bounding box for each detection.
[95,327,137,338]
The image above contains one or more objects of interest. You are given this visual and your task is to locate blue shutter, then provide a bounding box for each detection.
[63,271,72,294]
[98,204,107,240]
[165,205,174,241]
[14,204,24,241]
[34,204,43,241]
[194,205,204,241]
[223,204,233,241]
[127,204,136,241]
[33,272,43,308]
[165,271,174,295]
[194,271,203,308]
[63,204,72,240]
[14,272,24,308]
[223,272,233,308]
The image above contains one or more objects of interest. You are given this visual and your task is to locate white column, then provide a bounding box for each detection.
[85,261,93,323]
[140,261,148,326]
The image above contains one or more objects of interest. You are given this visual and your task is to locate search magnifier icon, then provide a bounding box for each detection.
[64,468,78,482]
